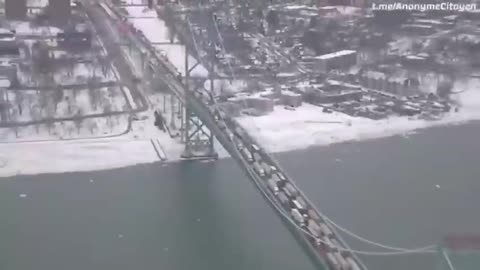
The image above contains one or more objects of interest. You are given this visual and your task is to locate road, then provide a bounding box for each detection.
[0,110,129,128]
[11,81,118,91]
[83,1,149,112]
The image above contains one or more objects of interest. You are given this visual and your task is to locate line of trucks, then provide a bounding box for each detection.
[198,85,362,270]
[235,136,362,270]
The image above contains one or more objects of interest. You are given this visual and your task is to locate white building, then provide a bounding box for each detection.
[315,50,357,73]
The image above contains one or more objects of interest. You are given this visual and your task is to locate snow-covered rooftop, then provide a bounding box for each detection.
[315,50,356,60]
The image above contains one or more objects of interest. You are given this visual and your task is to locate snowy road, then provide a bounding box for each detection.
[85,1,149,112]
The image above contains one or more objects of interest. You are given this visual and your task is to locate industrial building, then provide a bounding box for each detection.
[315,50,357,73]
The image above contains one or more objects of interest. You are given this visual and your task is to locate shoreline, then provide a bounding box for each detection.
[1,115,479,178]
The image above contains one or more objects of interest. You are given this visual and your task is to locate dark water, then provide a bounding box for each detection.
[1,123,480,270]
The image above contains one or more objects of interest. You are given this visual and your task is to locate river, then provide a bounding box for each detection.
[1,123,479,270]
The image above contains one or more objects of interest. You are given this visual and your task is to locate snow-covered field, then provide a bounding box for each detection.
[125,6,208,77]
[17,61,116,87]
[0,91,228,177]
[237,78,480,153]
[2,3,479,177]
[1,86,128,123]
[0,114,130,142]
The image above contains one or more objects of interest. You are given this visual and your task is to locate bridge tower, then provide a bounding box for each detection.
[180,46,218,160]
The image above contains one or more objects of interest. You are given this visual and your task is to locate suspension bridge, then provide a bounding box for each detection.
[82,1,474,269]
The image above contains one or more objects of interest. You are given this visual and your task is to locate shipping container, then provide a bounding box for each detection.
[253,162,265,176]
[241,148,253,163]
[291,208,305,226]
[277,191,290,208]
[326,252,340,270]
[283,182,299,198]
[346,257,361,270]
[267,178,279,194]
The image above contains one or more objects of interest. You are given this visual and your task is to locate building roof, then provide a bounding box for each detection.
[315,50,357,60]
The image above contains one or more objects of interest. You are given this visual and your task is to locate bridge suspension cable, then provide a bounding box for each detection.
[268,156,438,252]
[239,154,438,255]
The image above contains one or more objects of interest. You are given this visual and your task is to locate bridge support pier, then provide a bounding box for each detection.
[180,45,218,161]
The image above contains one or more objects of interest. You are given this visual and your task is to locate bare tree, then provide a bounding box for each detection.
[74,108,84,134]
[16,92,24,116]
[106,116,114,132]
[87,79,99,110]
[88,120,98,135]
[46,121,55,135]
[53,86,63,113]
[11,126,19,138]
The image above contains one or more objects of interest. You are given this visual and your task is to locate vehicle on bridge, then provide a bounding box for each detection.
[267,178,280,195]
[283,182,299,198]
[240,148,253,163]
[253,162,266,177]
[291,208,306,227]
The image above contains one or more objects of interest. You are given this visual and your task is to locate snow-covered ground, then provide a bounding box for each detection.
[0,114,130,142]
[125,6,208,77]
[1,86,128,123]
[0,91,228,177]
[237,78,480,153]
[9,21,62,36]
[2,3,479,177]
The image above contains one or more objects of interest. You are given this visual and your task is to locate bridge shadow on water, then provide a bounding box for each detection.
[0,159,318,270]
